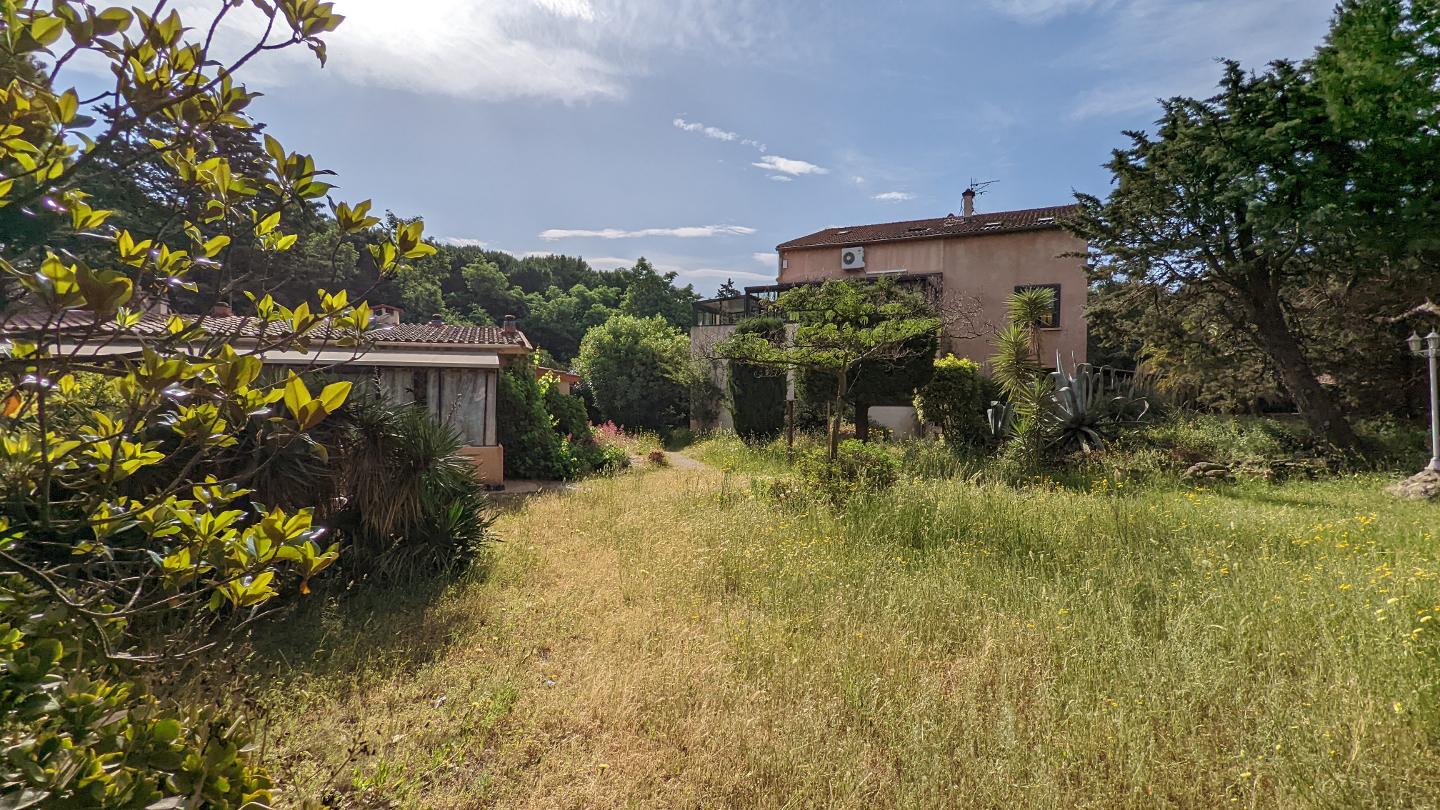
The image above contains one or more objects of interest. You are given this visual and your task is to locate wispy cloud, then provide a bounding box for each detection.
[673,116,767,151]
[441,237,490,248]
[581,257,771,283]
[872,191,915,203]
[538,224,757,240]
[532,0,597,21]
[752,155,829,177]
[1063,0,1332,120]
[768,175,793,182]
[583,256,639,270]
[674,268,774,281]
[984,0,1114,23]
[752,252,778,266]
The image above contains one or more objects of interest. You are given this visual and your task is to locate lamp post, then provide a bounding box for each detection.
[1408,330,1440,472]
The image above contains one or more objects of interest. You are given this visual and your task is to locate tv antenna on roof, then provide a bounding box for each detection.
[966,178,998,196]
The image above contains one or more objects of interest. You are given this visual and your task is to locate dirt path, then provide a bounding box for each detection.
[661,450,706,470]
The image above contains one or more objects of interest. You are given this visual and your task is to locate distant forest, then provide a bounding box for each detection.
[230,216,702,365]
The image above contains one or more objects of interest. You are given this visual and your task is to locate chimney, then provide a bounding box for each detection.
[962,187,976,218]
[210,301,233,318]
[429,313,444,327]
[502,314,517,336]
[373,303,403,327]
[137,291,170,316]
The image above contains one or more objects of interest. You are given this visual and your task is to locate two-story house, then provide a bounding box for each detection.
[770,190,1086,362]
[692,190,1087,433]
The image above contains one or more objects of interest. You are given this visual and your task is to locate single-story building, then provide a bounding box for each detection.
[2,301,531,486]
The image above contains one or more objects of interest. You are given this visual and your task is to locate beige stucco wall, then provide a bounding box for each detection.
[459,445,504,487]
[689,323,738,431]
[779,228,1088,367]
[869,405,923,440]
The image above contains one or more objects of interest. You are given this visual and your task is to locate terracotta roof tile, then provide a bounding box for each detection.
[777,204,1079,251]
[1,312,530,349]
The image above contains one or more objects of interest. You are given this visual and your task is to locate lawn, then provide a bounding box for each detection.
[254,442,1440,808]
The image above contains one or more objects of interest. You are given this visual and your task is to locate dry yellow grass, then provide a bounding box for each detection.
[261,466,807,808]
[256,459,1440,808]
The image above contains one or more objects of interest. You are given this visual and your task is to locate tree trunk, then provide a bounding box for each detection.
[855,401,870,442]
[829,369,846,462]
[785,399,795,462]
[1244,285,1360,448]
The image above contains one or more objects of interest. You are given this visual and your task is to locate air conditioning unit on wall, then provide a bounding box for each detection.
[840,246,865,271]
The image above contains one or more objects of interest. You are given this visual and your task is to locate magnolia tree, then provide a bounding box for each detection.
[0,2,435,805]
[713,278,941,461]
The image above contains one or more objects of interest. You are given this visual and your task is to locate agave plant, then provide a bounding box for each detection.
[1044,360,1156,454]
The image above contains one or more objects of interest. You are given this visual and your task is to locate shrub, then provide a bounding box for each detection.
[795,439,901,503]
[541,372,620,476]
[915,355,991,448]
[577,315,691,432]
[1,597,273,808]
[542,375,591,439]
[498,359,574,480]
[0,2,381,801]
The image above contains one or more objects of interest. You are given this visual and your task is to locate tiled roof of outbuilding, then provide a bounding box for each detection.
[1,312,530,349]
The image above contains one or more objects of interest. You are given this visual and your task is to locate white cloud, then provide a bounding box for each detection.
[538,224,757,240]
[673,116,767,151]
[674,268,774,281]
[441,237,490,247]
[752,155,829,177]
[985,0,1113,22]
[768,175,793,182]
[850,176,866,185]
[150,0,796,104]
[533,0,597,21]
[872,191,915,203]
[674,116,738,142]
[752,252,778,266]
[583,256,638,270]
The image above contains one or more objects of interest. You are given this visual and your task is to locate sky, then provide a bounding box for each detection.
[122,0,1337,295]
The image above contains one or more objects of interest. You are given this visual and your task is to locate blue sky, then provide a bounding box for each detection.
[155,0,1335,295]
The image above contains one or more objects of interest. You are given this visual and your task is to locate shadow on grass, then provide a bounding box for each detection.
[249,558,493,683]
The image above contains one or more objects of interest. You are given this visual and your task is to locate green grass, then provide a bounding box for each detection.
[254,436,1440,807]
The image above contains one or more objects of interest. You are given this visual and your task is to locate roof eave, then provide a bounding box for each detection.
[777,221,1071,251]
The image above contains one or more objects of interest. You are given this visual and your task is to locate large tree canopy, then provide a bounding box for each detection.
[1071,0,1440,446]
[577,314,692,432]
[713,278,939,460]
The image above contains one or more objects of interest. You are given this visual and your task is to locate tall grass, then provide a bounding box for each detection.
[708,472,1440,805]
[256,453,1440,807]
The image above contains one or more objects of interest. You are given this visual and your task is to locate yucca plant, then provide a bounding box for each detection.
[989,300,1052,454]
[334,400,493,582]
[989,287,1158,456]
[1007,286,1057,359]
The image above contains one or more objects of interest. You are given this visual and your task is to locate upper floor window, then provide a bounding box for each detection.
[1014,283,1062,328]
